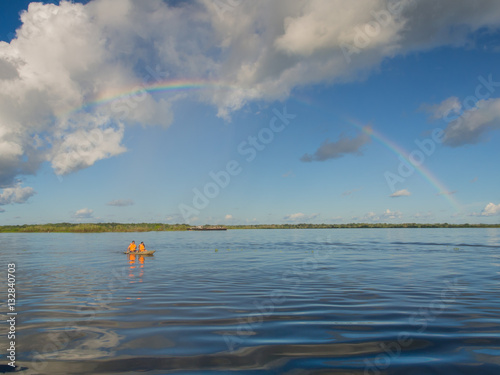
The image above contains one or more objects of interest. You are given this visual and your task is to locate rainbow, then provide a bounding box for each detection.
[345,117,461,211]
[62,79,461,211]
[62,78,240,117]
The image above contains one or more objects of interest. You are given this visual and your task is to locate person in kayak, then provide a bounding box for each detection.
[128,241,137,252]
[139,242,146,252]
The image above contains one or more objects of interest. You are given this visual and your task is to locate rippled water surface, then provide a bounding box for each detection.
[2,228,500,374]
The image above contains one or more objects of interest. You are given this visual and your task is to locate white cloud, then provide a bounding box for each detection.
[284,213,305,221]
[225,214,233,220]
[201,0,500,117]
[73,208,94,219]
[423,97,462,119]
[0,0,178,185]
[412,211,434,219]
[283,212,319,222]
[0,184,36,205]
[1,0,500,186]
[443,97,500,146]
[107,199,134,207]
[301,128,371,162]
[274,0,406,57]
[354,208,402,222]
[476,202,500,216]
[390,189,411,197]
[50,115,127,175]
[381,209,402,220]
[426,94,500,147]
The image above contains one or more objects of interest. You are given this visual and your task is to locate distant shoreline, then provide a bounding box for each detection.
[0,222,499,233]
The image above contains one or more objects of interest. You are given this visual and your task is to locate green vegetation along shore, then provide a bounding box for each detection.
[0,222,499,233]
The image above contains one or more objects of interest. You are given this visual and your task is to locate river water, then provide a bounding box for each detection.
[1,228,500,374]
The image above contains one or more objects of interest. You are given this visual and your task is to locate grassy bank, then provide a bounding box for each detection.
[227,223,500,229]
[0,223,190,233]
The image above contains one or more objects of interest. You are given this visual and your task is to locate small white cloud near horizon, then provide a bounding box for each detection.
[390,189,411,198]
[412,211,434,219]
[283,212,319,222]
[354,209,403,222]
[73,208,94,219]
[107,199,134,207]
[381,209,403,220]
[225,214,233,220]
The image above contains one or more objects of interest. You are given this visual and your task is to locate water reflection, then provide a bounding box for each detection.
[6,229,500,374]
[30,327,123,360]
[127,253,152,285]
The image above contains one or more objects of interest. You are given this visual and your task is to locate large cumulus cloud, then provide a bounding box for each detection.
[1,0,500,204]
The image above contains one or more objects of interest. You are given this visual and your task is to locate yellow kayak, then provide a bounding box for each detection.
[124,250,156,255]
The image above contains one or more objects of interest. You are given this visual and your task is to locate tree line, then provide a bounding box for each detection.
[0,222,498,233]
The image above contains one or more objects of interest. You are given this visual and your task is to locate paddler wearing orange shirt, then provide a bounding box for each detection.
[128,241,137,252]
[139,242,146,252]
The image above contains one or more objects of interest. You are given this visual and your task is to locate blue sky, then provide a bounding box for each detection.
[0,0,500,225]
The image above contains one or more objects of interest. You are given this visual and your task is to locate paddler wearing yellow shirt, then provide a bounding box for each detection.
[128,240,137,252]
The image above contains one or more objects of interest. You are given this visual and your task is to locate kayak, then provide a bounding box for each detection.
[124,250,156,255]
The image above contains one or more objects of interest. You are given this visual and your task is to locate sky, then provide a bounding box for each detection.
[0,0,499,225]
